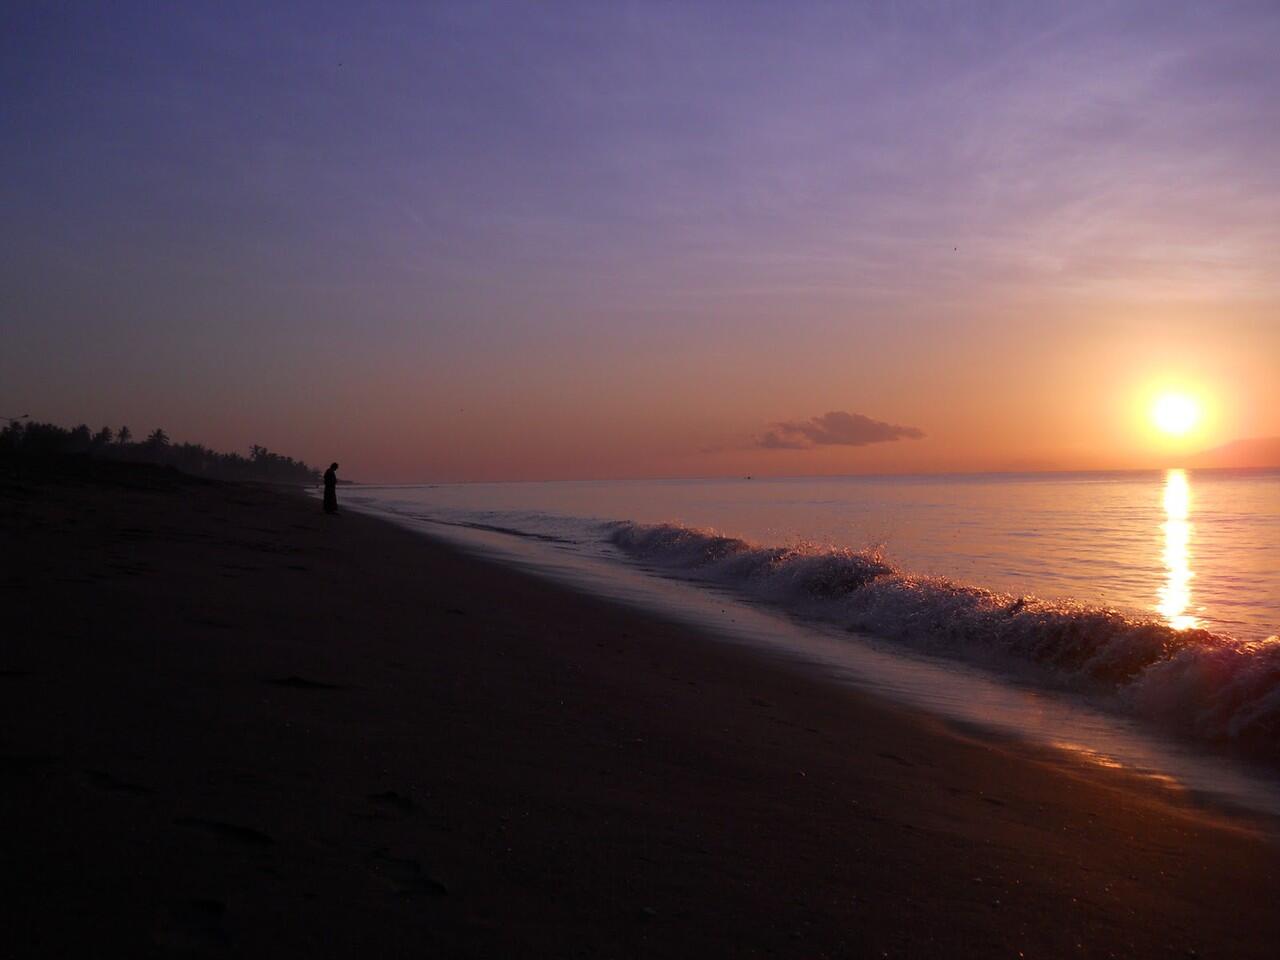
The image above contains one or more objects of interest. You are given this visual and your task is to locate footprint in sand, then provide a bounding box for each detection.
[877,751,917,768]
[174,817,274,848]
[368,849,448,897]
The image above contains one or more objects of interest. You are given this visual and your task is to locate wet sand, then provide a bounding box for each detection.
[2,463,1277,958]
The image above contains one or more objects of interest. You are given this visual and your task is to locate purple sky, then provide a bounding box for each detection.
[4,2,1279,480]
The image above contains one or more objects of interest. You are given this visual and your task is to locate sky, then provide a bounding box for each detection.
[3,1,1279,481]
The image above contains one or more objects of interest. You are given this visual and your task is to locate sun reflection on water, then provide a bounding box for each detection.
[1157,469,1197,630]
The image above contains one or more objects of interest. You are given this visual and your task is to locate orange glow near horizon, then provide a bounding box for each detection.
[1157,469,1197,631]
[6,7,1280,485]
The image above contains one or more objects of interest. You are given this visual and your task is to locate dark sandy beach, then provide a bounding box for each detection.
[2,463,1277,958]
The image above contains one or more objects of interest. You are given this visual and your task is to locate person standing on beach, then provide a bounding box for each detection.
[323,462,339,514]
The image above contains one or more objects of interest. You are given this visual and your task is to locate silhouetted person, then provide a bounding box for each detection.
[323,462,339,514]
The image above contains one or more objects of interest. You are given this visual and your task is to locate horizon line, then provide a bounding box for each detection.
[348,462,1280,488]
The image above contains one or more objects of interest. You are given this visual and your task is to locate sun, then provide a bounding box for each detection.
[1151,393,1200,436]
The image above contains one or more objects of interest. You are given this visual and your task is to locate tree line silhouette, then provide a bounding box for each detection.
[0,419,321,484]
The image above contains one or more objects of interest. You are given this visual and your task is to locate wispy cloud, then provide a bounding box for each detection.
[756,411,924,450]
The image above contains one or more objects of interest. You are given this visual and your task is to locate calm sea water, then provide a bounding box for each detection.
[347,469,1280,812]
[355,469,1279,641]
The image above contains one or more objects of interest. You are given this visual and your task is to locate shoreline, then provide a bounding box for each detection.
[3,466,1278,956]
[355,498,1280,820]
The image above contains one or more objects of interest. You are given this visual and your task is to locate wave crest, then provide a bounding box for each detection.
[608,521,1279,760]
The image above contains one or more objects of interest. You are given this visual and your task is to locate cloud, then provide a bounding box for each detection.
[756,411,924,450]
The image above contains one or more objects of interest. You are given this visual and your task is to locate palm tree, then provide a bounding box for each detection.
[145,428,170,449]
[117,426,132,445]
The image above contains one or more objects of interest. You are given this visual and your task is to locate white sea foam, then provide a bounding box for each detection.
[608,521,1280,761]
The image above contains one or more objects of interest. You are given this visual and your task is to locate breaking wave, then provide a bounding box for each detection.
[608,521,1280,762]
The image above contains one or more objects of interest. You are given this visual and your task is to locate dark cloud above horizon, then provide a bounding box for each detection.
[757,411,925,450]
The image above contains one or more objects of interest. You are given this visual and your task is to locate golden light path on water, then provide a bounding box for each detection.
[352,477,1280,814]
[1158,468,1197,631]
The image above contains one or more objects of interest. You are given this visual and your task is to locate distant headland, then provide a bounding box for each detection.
[0,419,319,485]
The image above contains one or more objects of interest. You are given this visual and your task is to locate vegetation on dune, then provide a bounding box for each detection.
[0,420,320,485]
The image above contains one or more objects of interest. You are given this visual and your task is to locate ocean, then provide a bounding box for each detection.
[347,468,1280,811]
